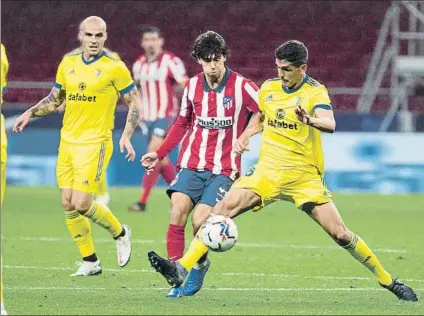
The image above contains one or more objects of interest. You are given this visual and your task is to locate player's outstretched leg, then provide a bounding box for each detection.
[307,202,418,301]
[84,201,132,267]
[182,203,217,296]
[148,187,261,291]
[72,189,132,267]
[148,251,188,287]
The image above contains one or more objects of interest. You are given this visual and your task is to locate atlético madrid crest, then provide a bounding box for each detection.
[223,96,233,110]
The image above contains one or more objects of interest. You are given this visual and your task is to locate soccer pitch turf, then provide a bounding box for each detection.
[2,187,423,315]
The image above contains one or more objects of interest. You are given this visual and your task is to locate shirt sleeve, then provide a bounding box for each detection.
[311,85,332,113]
[132,60,142,83]
[156,86,192,160]
[168,56,187,84]
[242,80,259,113]
[54,59,66,90]
[113,61,136,95]
[258,82,269,112]
[1,44,9,92]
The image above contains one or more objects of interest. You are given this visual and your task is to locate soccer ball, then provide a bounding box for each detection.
[201,215,238,252]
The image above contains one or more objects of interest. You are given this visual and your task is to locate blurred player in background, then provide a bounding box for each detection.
[147,40,418,302]
[128,25,188,212]
[1,42,9,316]
[13,16,142,276]
[142,31,260,297]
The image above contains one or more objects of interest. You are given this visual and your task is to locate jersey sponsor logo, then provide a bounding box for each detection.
[268,108,298,130]
[68,92,97,102]
[197,116,233,129]
[267,118,298,130]
[222,96,233,110]
[276,108,285,119]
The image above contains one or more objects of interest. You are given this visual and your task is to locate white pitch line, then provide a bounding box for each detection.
[8,286,420,292]
[4,265,424,283]
[2,236,409,253]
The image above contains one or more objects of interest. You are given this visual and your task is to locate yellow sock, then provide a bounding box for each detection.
[84,201,123,238]
[343,234,392,286]
[98,178,108,196]
[65,210,95,258]
[178,232,208,271]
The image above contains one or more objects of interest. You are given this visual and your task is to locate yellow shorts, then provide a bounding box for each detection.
[233,163,332,211]
[1,145,6,207]
[56,139,113,194]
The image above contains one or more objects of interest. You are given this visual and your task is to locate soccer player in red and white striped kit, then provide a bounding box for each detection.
[141,31,261,297]
[128,25,188,212]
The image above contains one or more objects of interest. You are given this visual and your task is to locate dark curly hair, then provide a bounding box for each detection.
[275,40,308,67]
[191,31,229,61]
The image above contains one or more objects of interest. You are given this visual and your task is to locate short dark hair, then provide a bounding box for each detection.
[275,40,308,67]
[191,31,229,61]
[138,25,161,38]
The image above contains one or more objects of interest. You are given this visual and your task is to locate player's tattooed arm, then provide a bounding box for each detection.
[28,87,66,117]
[121,86,142,138]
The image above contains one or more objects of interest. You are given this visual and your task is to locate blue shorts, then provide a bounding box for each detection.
[139,117,173,140]
[166,168,234,207]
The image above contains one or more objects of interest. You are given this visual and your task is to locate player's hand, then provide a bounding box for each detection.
[119,136,136,162]
[295,105,311,125]
[12,111,32,133]
[141,152,159,174]
[233,136,249,155]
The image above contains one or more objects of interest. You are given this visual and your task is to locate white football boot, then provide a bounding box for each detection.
[70,260,102,276]
[116,224,132,267]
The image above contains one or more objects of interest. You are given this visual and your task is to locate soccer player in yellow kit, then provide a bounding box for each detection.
[13,16,142,276]
[1,42,9,316]
[147,40,418,301]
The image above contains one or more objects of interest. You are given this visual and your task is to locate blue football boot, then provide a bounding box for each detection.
[166,286,183,298]
[182,259,210,296]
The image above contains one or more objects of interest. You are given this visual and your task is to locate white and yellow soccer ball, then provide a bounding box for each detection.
[201,215,238,252]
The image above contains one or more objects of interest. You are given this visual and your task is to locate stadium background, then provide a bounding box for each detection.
[2,0,424,193]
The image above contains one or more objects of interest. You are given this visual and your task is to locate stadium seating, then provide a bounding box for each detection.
[4,1,421,112]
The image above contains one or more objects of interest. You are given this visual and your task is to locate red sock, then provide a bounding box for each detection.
[139,165,160,204]
[166,224,185,261]
[160,158,176,185]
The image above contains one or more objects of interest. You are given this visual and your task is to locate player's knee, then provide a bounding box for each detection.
[212,199,235,217]
[330,226,352,246]
[61,199,74,211]
[170,202,191,226]
[72,197,92,213]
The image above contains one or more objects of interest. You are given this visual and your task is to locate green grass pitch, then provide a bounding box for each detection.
[2,187,423,315]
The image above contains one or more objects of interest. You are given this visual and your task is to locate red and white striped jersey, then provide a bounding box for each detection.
[158,68,259,180]
[132,51,186,121]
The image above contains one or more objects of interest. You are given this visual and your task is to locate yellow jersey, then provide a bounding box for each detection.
[1,43,9,149]
[55,48,134,144]
[258,74,332,175]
